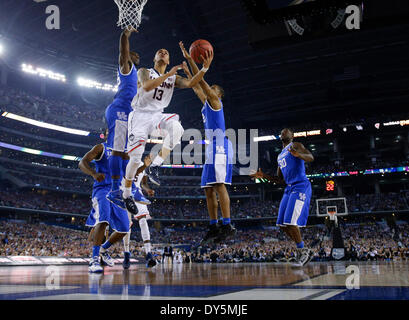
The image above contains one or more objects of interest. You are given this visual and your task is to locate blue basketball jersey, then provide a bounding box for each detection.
[92,142,112,190]
[277,142,308,185]
[114,64,138,106]
[201,100,228,147]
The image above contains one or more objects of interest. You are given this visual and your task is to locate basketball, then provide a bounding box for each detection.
[189,39,214,64]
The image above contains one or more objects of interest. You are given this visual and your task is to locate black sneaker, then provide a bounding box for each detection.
[200,224,221,246]
[147,166,161,186]
[146,252,157,268]
[214,223,237,244]
[123,197,138,215]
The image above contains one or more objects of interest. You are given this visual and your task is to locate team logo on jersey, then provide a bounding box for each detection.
[117,112,128,121]
[299,193,306,201]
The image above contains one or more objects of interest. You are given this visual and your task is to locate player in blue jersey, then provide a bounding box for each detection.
[105,27,149,213]
[251,128,315,266]
[79,130,147,273]
[179,42,236,245]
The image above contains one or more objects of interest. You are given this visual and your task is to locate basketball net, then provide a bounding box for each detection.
[328,209,338,227]
[114,0,148,30]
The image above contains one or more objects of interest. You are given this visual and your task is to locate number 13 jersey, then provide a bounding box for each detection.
[131,68,176,113]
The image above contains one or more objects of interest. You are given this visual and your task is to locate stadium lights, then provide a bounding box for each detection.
[22,64,66,82]
[253,135,278,142]
[1,112,90,136]
[0,43,3,56]
[77,77,118,92]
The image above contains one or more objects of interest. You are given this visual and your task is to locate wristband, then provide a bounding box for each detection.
[201,67,209,73]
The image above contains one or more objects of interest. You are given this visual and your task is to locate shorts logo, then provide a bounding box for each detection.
[129,134,135,142]
[216,146,225,154]
[299,193,306,201]
[117,112,128,121]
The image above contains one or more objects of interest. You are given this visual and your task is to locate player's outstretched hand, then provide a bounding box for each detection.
[181,61,192,78]
[179,41,191,60]
[250,168,264,180]
[93,173,105,183]
[169,64,183,76]
[200,50,214,69]
[289,144,300,158]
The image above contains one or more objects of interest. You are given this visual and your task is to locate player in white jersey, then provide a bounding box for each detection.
[120,48,214,209]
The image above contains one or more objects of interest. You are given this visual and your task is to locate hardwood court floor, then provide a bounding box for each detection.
[0,261,408,300]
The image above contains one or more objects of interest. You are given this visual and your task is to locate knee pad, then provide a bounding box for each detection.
[163,120,184,150]
[138,218,150,242]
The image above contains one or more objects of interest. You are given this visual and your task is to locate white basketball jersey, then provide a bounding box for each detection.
[131,68,176,113]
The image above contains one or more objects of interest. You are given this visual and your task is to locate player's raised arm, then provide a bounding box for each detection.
[175,50,213,89]
[289,142,315,162]
[181,61,206,104]
[119,28,137,75]
[79,144,105,182]
[179,41,202,77]
[138,65,182,92]
[250,168,284,184]
[179,42,219,105]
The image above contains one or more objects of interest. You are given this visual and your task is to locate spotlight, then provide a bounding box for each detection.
[343,127,347,132]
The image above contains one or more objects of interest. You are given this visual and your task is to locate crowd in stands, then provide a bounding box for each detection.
[1,220,408,263]
[0,189,90,213]
[0,186,407,218]
[0,84,105,131]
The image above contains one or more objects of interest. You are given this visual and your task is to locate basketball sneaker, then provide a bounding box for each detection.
[123,197,139,215]
[132,187,151,205]
[214,223,237,244]
[100,251,115,267]
[200,224,221,246]
[89,257,103,273]
[123,252,131,270]
[292,248,314,267]
[106,189,126,209]
[146,252,157,268]
[147,166,161,186]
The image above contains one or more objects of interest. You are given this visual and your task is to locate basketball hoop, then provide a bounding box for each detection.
[114,0,148,31]
[327,206,337,220]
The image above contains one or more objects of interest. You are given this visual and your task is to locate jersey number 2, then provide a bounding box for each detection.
[153,88,164,101]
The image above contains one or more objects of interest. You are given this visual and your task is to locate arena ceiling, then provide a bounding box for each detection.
[0,0,408,129]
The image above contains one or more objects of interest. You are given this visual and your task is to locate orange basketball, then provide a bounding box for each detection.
[189,39,214,64]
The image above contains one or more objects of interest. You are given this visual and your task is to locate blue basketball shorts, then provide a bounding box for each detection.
[201,139,233,188]
[105,101,132,152]
[85,186,130,233]
[276,180,312,228]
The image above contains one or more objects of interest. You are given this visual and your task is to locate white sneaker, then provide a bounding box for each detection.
[100,251,115,267]
[89,257,103,273]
